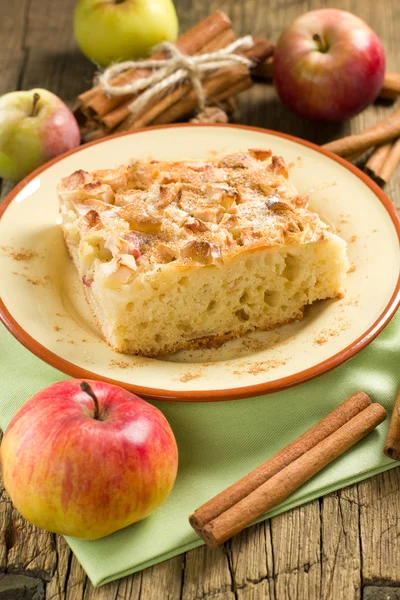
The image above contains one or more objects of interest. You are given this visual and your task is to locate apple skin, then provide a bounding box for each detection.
[273,9,386,123]
[1,380,178,540]
[74,0,179,67]
[0,89,80,181]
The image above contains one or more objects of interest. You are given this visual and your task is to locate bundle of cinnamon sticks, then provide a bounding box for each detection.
[190,392,387,546]
[75,11,273,142]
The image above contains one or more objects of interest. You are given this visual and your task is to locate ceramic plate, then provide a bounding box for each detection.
[1,124,400,401]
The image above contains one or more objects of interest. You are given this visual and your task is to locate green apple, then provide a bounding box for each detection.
[0,89,80,182]
[74,0,179,67]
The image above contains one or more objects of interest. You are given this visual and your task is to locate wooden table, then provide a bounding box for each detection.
[1,0,400,598]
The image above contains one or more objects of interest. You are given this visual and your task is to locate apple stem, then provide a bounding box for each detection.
[30,93,40,117]
[313,33,329,53]
[80,382,100,420]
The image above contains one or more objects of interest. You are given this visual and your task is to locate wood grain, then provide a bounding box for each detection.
[0,0,400,598]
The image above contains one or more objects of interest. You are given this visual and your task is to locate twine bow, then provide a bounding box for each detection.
[97,36,254,120]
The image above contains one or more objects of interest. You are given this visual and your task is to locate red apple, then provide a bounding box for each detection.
[0,380,178,540]
[273,9,385,122]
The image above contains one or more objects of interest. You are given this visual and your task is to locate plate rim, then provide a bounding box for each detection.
[1,122,400,402]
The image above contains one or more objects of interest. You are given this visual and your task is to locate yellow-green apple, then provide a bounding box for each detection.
[74,0,179,67]
[1,380,178,540]
[0,89,80,181]
[273,9,385,122]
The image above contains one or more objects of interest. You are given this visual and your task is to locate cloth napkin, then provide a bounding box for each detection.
[0,312,399,587]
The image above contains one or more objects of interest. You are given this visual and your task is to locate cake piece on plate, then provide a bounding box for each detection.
[57,149,348,356]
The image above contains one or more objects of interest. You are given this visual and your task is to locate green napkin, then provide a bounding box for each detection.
[0,312,399,587]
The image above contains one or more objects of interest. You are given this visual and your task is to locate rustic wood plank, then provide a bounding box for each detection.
[0,573,45,599]
[181,546,235,600]
[25,0,78,52]
[139,557,183,600]
[363,587,400,600]
[271,502,322,599]
[0,0,31,196]
[19,48,95,109]
[43,537,72,600]
[0,0,30,95]
[229,523,277,599]
[359,469,400,586]
[1,1,400,599]
[229,522,275,600]
[21,0,95,106]
[321,487,362,600]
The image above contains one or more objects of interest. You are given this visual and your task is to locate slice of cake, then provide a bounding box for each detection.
[57,149,348,356]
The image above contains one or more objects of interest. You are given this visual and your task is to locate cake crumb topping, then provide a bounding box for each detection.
[57,150,331,280]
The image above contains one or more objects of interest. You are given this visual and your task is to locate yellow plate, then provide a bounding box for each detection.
[1,124,399,401]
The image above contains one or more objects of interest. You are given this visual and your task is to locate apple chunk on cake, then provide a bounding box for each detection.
[57,149,348,356]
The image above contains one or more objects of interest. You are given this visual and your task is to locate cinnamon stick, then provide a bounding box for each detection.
[384,388,400,460]
[252,55,274,80]
[82,127,107,143]
[197,27,236,54]
[190,400,386,547]
[364,141,394,184]
[377,137,400,183]
[149,69,252,128]
[378,72,400,101]
[190,392,371,530]
[101,27,237,131]
[346,150,367,162]
[323,107,400,157]
[212,76,253,104]
[78,10,233,119]
[345,119,395,162]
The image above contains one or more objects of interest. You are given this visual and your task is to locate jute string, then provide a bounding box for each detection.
[97,36,254,119]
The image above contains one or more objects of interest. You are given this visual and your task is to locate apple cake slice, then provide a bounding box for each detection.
[57,149,348,356]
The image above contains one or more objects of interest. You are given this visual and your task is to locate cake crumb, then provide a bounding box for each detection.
[307,181,337,193]
[109,359,133,369]
[53,325,62,332]
[314,335,328,346]
[180,372,202,383]
[314,320,350,346]
[1,246,39,261]
[347,264,356,273]
[234,358,287,376]
[67,340,76,345]
[55,312,66,317]
[81,338,88,343]
[346,298,359,307]
[56,338,64,342]
[349,235,357,243]
[12,271,42,285]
